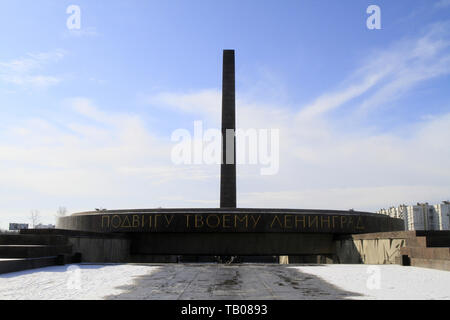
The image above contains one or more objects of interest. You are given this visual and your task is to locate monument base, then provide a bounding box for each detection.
[55,208,404,261]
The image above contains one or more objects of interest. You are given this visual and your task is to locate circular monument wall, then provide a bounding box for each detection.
[57,208,404,234]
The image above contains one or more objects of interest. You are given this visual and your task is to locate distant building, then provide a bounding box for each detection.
[435,202,450,230]
[9,223,29,231]
[34,223,55,229]
[377,201,450,231]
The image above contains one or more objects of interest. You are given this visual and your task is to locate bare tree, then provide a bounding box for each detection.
[56,206,67,218]
[30,210,40,228]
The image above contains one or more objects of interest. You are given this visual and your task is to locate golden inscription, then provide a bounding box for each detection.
[234,215,248,228]
[194,215,204,228]
[332,216,338,228]
[321,216,331,228]
[121,216,131,228]
[270,215,283,228]
[102,215,110,228]
[356,216,365,230]
[132,215,139,228]
[295,215,306,228]
[185,214,192,228]
[284,215,293,228]
[207,214,221,228]
[308,216,318,228]
[100,212,367,232]
[111,215,121,228]
[164,215,174,226]
[222,215,231,228]
[250,215,261,228]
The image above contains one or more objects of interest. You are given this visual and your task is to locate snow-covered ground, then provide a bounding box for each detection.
[0,264,449,300]
[290,265,450,300]
[0,264,161,300]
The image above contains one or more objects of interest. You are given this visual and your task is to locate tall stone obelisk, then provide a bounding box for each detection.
[220,50,237,208]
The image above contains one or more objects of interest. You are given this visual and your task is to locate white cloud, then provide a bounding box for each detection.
[357,23,450,113]
[146,89,221,120]
[0,49,66,88]
[240,185,450,211]
[3,75,61,86]
[296,22,450,121]
[435,0,450,8]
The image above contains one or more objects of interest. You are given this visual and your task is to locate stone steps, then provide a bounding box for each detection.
[405,236,427,248]
[400,247,450,260]
[399,231,450,272]
[0,232,75,274]
[425,235,450,247]
[409,258,450,271]
[405,234,450,248]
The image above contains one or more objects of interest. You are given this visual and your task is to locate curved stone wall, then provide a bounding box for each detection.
[57,208,404,235]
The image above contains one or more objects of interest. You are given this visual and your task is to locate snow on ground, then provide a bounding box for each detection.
[0,264,160,300]
[290,265,450,300]
[0,263,449,300]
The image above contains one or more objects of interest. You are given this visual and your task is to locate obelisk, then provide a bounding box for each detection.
[220,50,236,208]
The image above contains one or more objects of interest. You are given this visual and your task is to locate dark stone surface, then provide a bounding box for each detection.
[0,234,68,245]
[220,49,236,208]
[20,228,127,239]
[17,229,130,263]
[401,255,411,266]
[129,232,335,255]
[0,244,72,258]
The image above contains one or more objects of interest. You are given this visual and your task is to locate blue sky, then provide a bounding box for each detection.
[0,0,450,228]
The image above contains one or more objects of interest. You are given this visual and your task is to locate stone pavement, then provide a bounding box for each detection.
[106,264,361,300]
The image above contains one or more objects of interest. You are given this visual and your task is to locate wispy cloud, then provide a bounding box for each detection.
[0,97,218,196]
[148,22,450,129]
[357,22,450,113]
[0,49,66,87]
[297,22,450,121]
[145,89,221,120]
[435,0,450,8]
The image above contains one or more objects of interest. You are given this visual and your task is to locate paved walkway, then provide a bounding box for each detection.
[106,264,357,299]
